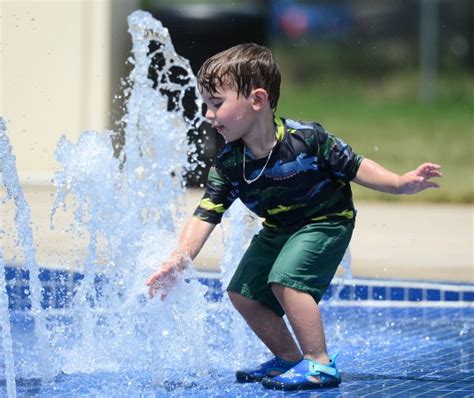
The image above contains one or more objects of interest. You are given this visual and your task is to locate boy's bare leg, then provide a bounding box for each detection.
[228,291,302,362]
[271,283,330,365]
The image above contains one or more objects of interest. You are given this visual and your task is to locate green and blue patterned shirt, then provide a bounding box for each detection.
[193,117,363,232]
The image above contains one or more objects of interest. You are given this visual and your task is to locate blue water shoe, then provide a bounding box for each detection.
[261,354,341,390]
[235,356,300,383]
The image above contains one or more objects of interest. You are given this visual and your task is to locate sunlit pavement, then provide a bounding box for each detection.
[1,186,472,283]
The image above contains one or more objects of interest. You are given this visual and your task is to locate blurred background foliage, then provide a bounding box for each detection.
[142,0,473,203]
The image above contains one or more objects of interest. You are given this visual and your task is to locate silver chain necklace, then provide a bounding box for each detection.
[242,143,275,184]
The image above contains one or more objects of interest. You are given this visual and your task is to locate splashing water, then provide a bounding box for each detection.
[48,9,260,378]
[0,117,59,381]
[0,120,19,398]
[1,10,356,395]
[1,10,265,390]
[0,250,16,397]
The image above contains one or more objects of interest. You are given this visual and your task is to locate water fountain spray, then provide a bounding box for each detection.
[0,10,262,393]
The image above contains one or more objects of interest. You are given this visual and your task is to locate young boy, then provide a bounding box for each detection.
[146,43,441,391]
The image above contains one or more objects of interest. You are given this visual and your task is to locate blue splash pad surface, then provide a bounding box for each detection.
[6,305,473,397]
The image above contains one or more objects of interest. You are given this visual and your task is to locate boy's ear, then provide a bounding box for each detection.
[250,88,269,111]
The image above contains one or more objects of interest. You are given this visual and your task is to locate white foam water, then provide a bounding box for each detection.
[48,9,239,378]
[0,10,264,390]
[0,117,59,382]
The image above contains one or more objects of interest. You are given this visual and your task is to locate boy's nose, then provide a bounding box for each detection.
[205,108,215,120]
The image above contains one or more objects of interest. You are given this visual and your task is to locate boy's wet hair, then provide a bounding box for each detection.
[197,43,281,111]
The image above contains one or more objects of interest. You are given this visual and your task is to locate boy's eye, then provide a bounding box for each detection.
[212,102,222,108]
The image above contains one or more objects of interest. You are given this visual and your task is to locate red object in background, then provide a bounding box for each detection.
[280,7,309,38]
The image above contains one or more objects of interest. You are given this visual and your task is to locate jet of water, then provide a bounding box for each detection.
[1,10,265,386]
[0,117,59,380]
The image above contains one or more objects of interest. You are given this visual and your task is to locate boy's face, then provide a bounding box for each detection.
[201,86,257,143]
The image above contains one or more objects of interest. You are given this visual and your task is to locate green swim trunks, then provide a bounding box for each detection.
[227,220,354,317]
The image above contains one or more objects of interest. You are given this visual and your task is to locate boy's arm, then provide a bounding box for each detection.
[146,216,216,299]
[353,158,441,195]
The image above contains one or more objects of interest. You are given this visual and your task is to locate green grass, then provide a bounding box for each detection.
[276,73,474,203]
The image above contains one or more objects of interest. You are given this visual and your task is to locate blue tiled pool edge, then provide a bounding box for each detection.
[3,266,473,310]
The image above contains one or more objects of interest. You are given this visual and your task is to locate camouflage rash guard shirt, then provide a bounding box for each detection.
[193,117,364,232]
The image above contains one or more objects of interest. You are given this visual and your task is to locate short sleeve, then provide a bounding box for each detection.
[316,125,363,182]
[193,161,236,224]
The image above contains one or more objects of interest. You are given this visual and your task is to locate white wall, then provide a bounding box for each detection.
[0,0,137,186]
[0,0,138,269]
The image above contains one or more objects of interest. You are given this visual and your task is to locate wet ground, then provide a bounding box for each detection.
[8,305,473,397]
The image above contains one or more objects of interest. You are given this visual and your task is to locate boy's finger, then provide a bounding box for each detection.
[146,270,164,286]
[147,277,163,298]
[422,163,441,169]
[423,170,442,178]
[146,275,156,286]
[146,271,158,285]
[421,164,441,174]
[148,285,156,299]
[424,181,440,189]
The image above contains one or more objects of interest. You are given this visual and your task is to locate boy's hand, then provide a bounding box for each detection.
[146,263,178,300]
[146,252,187,299]
[145,218,215,299]
[398,163,442,194]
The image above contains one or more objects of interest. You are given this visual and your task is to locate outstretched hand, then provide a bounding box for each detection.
[146,253,187,300]
[145,219,215,300]
[398,163,442,194]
